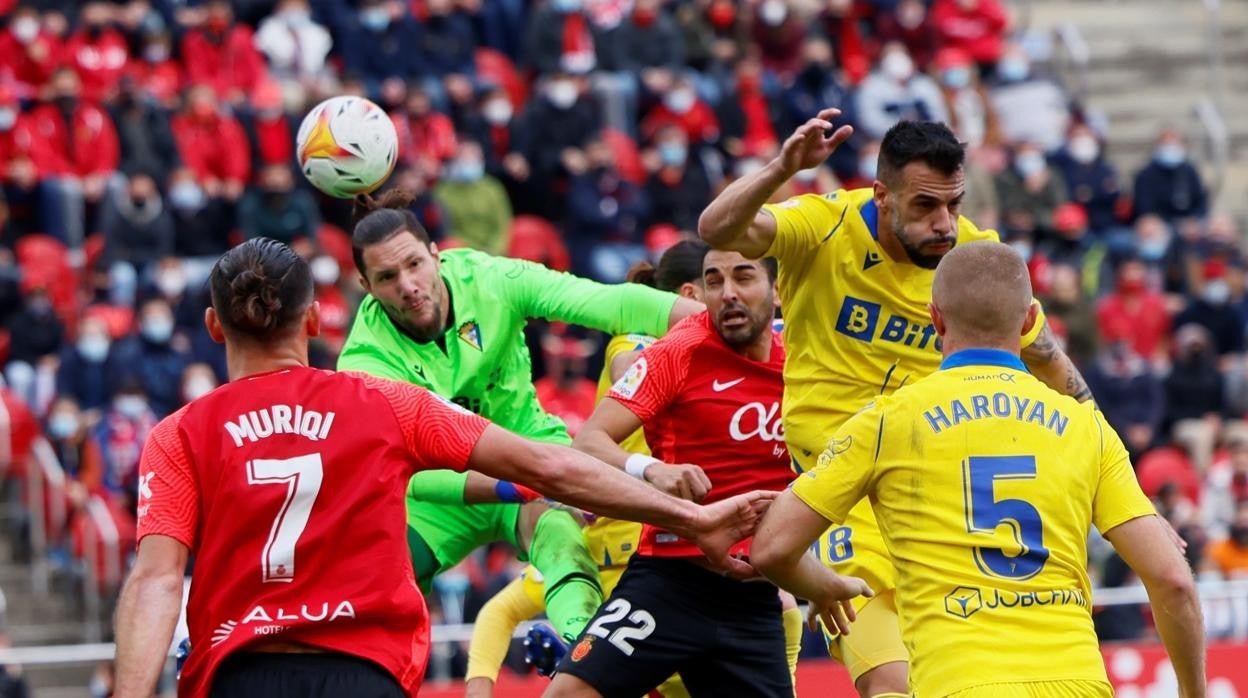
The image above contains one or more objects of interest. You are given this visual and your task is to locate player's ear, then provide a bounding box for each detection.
[928,302,946,336]
[305,301,322,339]
[679,281,701,301]
[204,307,226,344]
[1020,302,1040,338]
[358,272,371,293]
[872,179,889,210]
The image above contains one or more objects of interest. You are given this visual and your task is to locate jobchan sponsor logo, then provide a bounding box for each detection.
[944,586,1087,619]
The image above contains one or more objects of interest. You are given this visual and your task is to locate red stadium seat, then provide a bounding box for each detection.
[602,128,644,185]
[1136,446,1202,505]
[475,48,528,112]
[15,234,78,323]
[508,216,570,272]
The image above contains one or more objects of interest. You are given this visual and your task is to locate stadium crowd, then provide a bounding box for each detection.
[0,0,1243,687]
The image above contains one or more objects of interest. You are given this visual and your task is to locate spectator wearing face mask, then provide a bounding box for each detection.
[145,257,201,335]
[390,85,458,181]
[238,164,321,245]
[125,25,183,108]
[511,72,602,218]
[1133,127,1208,224]
[534,332,599,437]
[0,6,64,99]
[565,136,650,282]
[643,125,711,232]
[414,0,479,98]
[109,298,191,417]
[1085,341,1165,460]
[382,166,446,242]
[64,2,129,103]
[523,0,599,77]
[88,380,157,509]
[179,363,219,405]
[1036,203,1098,276]
[433,140,513,256]
[254,0,334,96]
[929,0,1010,72]
[167,168,234,283]
[1205,440,1248,540]
[1132,213,1191,299]
[180,0,268,104]
[108,77,181,187]
[994,142,1067,240]
[782,37,853,137]
[854,42,948,141]
[99,170,175,307]
[750,0,805,82]
[0,86,42,242]
[1051,123,1123,235]
[873,0,939,72]
[4,284,64,408]
[1175,260,1245,361]
[1207,506,1248,579]
[462,89,525,190]
[989,43,1070,152]
[933,47,997,149]
[308,256,351,364]
[171,84,251,202]
[1096,255,1171,365]
[1040,263,1099,367]
[240,80,296,176]
[640,77,720,149]
[55,316,120,412]
[1164,324,1225,473]
[44,397,96,491]
[596,0,684,135]
[18,67,120,246]
[343,0,426,97]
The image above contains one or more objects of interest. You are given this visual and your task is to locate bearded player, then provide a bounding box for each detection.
[545,249,867,698]
[338,192,703,646]
[698,117,1093,697]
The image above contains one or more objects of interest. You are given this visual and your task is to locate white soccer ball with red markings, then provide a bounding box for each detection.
[296,96,398,199]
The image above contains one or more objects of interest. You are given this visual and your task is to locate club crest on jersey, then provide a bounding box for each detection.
[571,636,594,662]
[612,357,648,399]
[816,436,853,469]
[458,321,483,351]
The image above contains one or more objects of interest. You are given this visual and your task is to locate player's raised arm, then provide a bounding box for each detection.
[574,397,712,502]
[697,107,852,258]
[1102,516,1205,697]
[1020,322,1094,402]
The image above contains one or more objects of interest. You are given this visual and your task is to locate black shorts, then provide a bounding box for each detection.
[556,556,790,698]
[209,652,404,698]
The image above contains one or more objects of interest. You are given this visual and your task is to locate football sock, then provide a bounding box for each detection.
[782,606,803,692]
[529,509,603,642]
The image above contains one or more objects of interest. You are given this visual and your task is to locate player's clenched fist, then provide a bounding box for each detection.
[778,107,853,177]
[645,462,713,502]
[807,575,873,637]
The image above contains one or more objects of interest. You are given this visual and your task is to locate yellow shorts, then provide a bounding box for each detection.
[945,680,1112,698]
[824,588,907,683]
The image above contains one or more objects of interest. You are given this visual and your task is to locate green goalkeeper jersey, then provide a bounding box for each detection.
[338,248,678,445]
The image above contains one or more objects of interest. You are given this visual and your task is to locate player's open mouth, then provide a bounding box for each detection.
[720,309,749,327]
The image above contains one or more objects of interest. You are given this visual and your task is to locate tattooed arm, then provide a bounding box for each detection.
[1021,323,1094,403]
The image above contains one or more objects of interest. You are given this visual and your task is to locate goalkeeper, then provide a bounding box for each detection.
[339,191,702,645]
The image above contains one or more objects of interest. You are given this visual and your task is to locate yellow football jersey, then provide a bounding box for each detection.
[792,350,1156,696]
[583,334,651,569]
[762,188,1045,592]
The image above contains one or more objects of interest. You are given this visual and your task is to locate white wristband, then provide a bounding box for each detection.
[624,454,660,480]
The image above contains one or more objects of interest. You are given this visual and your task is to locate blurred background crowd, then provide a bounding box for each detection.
[0,0,1243,688]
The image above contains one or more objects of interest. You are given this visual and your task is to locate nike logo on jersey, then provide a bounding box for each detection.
[712,377,745,392]
[863,250,883,270]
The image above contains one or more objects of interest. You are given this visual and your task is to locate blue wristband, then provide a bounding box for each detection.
[495,480,525,504]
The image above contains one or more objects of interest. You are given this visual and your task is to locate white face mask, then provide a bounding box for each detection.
[310,256,340,285]
[881,51,914,82]
[77,334,111,363]
[184,376,216,401]
[546,80,578,109]
[142,316,174,344]
[482,99,512,125]
[663,88,695,115]
[156,270,188,297]
[1068,136,1099,165]
[114,395,149,419]
[12,17,39,44]
[1015,152,1046,177]
[0,108,16,131]
[760,0,788,26]
[1203,279,1230,305]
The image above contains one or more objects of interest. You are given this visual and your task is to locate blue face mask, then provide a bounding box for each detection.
[551,0,582,12]
[658,142,687,167]
[998,58,1028,83]
[450,160,484,182]
[359,8,390,31]
[1138,238,1169,261]
[169,182,205,211]
[942,67,971,89]
[1154,144,1186,168]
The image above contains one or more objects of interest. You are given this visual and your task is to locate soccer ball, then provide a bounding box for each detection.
[296,96,398,199]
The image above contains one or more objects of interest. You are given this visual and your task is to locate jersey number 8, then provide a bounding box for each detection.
[247,454,325,583]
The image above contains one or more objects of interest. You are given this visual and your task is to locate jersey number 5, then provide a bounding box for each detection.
[962,455,1049,580]
[247,454,324,583]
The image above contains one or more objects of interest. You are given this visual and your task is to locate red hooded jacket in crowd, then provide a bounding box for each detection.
[181,22,266,100]
[171,106,251,187]
[124,58,184,106]
[640,100,719,147]
[0,28,63,98]
[63,27,130,102]
[391,110,457,170]
[19,100,120,179]
[929,0,1010,66]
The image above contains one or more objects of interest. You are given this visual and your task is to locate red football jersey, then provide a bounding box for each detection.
[136,367,489,698]
[608,313,790,558]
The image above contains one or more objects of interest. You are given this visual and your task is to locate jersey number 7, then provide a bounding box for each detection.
[962,455,1049,580]
[247,454,325,583]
